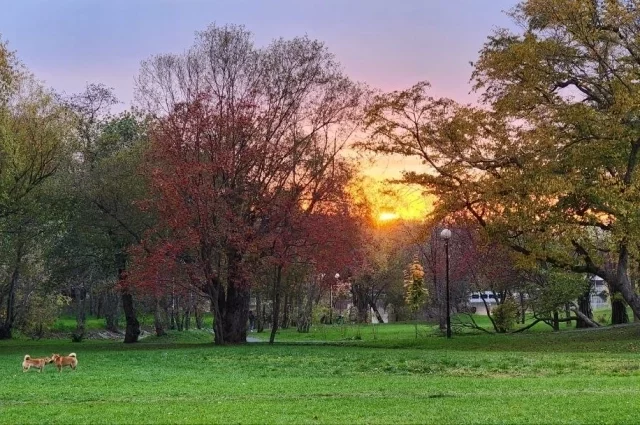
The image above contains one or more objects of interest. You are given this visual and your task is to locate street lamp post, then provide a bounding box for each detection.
[439,228,452,339]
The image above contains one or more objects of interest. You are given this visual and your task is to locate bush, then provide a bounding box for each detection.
[492,298,518,333]
[312,304,331,325]
[17,293,70,339]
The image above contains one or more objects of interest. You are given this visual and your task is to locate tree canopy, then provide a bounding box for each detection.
[361,0,640,320]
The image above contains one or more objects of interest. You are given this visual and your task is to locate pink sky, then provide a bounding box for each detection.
[2,0,518,182]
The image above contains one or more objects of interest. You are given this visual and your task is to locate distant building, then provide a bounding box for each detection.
[589,276,608,310]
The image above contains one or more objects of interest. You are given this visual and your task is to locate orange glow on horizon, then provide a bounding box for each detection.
[348,176,434,224]
[342,148,434,223]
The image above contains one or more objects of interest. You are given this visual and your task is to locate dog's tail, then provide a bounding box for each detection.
[68,353,77,358]
[24,354,31,361]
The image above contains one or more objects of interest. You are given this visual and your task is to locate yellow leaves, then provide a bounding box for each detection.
[404,256,427,311]
[407,259,425,281]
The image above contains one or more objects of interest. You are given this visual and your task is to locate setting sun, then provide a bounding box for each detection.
[378,212,399,222]
[348,176,433,224]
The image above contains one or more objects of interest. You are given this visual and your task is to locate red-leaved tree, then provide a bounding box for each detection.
[130,25,364,344]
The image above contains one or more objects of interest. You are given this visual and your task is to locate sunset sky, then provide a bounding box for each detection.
[1,0,519,220]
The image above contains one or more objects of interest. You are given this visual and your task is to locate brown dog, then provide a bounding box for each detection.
[22,354,51,372]
[50,353,78,373]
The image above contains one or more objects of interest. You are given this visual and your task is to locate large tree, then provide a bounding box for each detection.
[362,0,640,323]
[47,84,152,342]
[132,24,364,344]
[0,41,71,338]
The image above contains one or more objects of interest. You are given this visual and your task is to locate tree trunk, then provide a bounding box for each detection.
[269,265,283,344]
[282,293,290,329]
[195,305,203,330]
[178,310,185,331]
[297,279,314,333]
[122,290,140,343]
[0,267,19,340]
[169,293,177,330]
[205,278,226,345]
[570,306,600,327]
[606,245,640,321]
[90,294,95,317]
[369,299,384,323]
[184,308,191,331]
[175,299,184,331]
[575,288,593,329]
[552,310,560,332]
[104,291,119,332]
[611,295,629,325]
[223,277,250,344]
[564,303,571,327]
[0,244,23,340]
[351,281,369,324]
[297,298,311,333]
[221,248,250,343]
[154,298,166,337]
[74,285,87,339]
[256,291,264,333]
[480,294,500,333]
[519,292,526,324]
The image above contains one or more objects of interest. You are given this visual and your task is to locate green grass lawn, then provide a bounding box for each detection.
[2,322,640,424]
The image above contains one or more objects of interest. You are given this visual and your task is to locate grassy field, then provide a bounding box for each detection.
[2,322,640,424]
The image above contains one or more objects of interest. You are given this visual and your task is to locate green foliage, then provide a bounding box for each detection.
[0,39,18,105]
[312,304,331,325]
[360,0,640,319]
[16,293,70,339]
[0,73,70,218]
[491,298,518,333]
[525,267,590,318]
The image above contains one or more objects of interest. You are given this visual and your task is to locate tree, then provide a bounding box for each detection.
[520,265,593,331]
[404,256,427,338]
[361,0,640,323]
[0,41,71,339]
[132,24,364,344]
[454,225,525,332]
[46,84,152,342]
[349,221,415,324]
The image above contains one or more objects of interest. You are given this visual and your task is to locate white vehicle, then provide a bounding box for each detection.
[468,291,501,303]
[467,291,501,315]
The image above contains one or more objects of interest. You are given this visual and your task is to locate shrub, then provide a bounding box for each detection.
[492,298,518,333]
[17,293,70,339]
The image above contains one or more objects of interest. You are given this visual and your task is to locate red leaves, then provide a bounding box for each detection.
[128,92,362,295]
[130,26,367,300]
